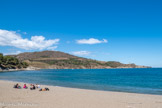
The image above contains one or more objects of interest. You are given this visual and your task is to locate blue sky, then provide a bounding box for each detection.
[0,0,162,67]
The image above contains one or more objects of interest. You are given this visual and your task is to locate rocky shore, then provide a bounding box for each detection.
[0,66,40,72]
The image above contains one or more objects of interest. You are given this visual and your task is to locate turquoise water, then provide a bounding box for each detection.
[0,68,162,95]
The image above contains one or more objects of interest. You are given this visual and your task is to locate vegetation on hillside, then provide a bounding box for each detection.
[9,51,149,69]
[0,53,28,70]
[30,57,137,69]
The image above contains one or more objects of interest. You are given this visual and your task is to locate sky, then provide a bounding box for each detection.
[0,0,162,67]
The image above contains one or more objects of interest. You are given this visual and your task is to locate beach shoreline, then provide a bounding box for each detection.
[0,80,162,108]
[0,67,151,73]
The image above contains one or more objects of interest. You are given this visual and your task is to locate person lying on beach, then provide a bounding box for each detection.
[30,85,36,90]
[13,83,21,89]
[39,88,49,91]
[36,84,40,89]
[23,84,28,89]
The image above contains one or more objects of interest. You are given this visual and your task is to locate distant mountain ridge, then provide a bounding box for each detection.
[9,50,150,69]
[11,51,77,61]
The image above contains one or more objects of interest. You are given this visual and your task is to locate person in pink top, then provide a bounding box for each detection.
[23,84,28,89]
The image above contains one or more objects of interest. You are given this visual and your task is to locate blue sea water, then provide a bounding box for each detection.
[0,68,162,95]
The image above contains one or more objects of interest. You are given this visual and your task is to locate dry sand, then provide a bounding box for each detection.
[0,80,162,108]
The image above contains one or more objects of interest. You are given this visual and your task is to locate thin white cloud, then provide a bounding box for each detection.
[0,29,59,50]
[76,38,108,44]
[66,41,70,44]
[23,32,27,35]
[47,46,58,51]
[72,51,91,56]
[4,51,22,55]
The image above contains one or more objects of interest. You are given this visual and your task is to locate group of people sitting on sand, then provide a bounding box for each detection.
[13,83,49,91]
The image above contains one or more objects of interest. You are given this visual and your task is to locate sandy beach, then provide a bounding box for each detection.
[0,80,162,108]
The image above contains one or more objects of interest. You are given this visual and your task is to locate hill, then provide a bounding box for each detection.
[8,51,150,69]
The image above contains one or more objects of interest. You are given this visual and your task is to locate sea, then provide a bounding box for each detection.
[0,68,162,95]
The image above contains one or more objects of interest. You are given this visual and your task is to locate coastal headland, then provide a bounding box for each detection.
[0,51,151,71]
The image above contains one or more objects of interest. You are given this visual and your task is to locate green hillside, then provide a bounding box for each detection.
[9,51,149,69]
[0,53,28,70]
